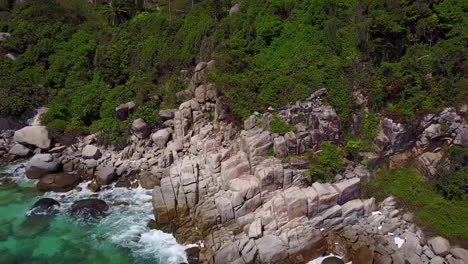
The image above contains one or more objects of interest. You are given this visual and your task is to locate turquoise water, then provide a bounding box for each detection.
[0,162,188,264]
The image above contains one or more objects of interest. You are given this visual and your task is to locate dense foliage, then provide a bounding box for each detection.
[363,168,468,239]
[0,0,466,145]
[305,141,344,182]
[436,146,468,200]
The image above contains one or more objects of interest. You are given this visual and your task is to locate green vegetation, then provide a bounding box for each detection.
[363,168,468,239]
[269,113,293,135]
[345,140,363,161]
[0,0,466,145]
[436,146,468,200]
[305,142,344,182]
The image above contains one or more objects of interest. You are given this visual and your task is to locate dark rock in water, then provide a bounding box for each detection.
[29,198,60,216]
[71,199,109,219]
[15,216,49,237]
[322,256,345,264]
[186,246,200,264]
[37,172,81,192]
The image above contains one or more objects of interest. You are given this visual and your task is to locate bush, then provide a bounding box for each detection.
[269,113,292,135]
[345,140,363,161]
[363,168,468,239]
[306,142,344,183]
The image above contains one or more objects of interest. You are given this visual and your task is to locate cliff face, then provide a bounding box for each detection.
[1,62,468,264]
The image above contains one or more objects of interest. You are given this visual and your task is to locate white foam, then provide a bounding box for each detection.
[11,161,188,264]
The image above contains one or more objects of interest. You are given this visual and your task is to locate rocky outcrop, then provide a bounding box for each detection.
[25,154,61,179]
[14,126,51,150]
[8,143,31,157]
[37,172,81,192]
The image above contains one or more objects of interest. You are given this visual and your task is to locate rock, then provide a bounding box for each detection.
[5,52,18,61]
[8,143,31,157]
[273,136,287,157]
[430,256,445,264]
[139,170,160,189]
[151,129,171,148]
[95,166,116,185]
[229,3,239,16]
[81,145,102,159]
[186,246,200,264]
[0,32,11,42]
[248,218,262,239]
[450,248,468,262]
[194,84,207,103]
[115,101,135,121]
[37,172,81,192]
[25,154,61,179]
[334,178,361,205]
[307,88,328,100]
[15,216,49,238]
[159,110,176,121]
[428,236,451,256]
[131,118,150,139]
[244,115,256,130]
[70,199,109,219]
[48,145,66,153]
[256,235,287,262]
[29,198,60,216]
[454,127,468,147]
[14,126,51,149]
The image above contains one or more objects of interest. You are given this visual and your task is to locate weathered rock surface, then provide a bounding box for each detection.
[14,126,51,149]
[25,154,61,179]
[152,129,171,148]
[95,166,116,185]
[428,236,450,256]
[8,143,31,157]
[29,198,60,216]
[115,101,135,121]
[131,118,150,139]
[37,172,81,192]
[82,145,101,159]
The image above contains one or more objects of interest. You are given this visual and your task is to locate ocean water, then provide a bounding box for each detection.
[0,162,189,264]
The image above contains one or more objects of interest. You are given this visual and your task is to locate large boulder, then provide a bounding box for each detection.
[114,101,135,121]
[95,166,116,185]
[82,145,102,160]
[29,198,60,216]
[131,118,150,139]
[428,236,450,256]
[151,129,170,148]
[159,109,176,121]
[14,126,51,149]
[256,235,288,262]
[8,143,31,157]
[37,172,81,192]
[71,199,109,219]
[25,154,61,179]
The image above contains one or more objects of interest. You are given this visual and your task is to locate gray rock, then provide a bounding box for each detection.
[450,248,468,262]
[95,166,116,185]
[151,129,170,148]
[25,154,61,179]
[334,178,361,205]
[430,256,445,264]
[256,235,287,263]
[82,145,102,160]
[14,126,51,149]
[428,236,451,256]
[8,143,31,157]
[229,4,240,16]
[159,109,176,121]
[48,145,66,153]
[273,136,287,157]
[131,118,150,139]
[115,101,135,121]
[244,115,256,130]
[248,218,262,239]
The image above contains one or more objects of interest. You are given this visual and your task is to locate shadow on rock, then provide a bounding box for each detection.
[70,199,109,219]
[29,198,60,216]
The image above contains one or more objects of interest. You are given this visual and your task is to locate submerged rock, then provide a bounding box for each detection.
[71,199,109,219]
[29,198,60,216]
[15,216,49,238]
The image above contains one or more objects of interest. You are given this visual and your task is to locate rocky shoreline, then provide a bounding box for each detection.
[0,61,467,264]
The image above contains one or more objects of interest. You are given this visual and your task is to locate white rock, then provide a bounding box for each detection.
[14,126,51,149]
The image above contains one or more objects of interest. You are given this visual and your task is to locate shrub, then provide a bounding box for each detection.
[306,142,344,183]
[363,168,468,239]
[269,113,292,135]
[345,140,363,161]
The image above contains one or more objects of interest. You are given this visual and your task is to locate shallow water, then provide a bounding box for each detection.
[0,162,188,264]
